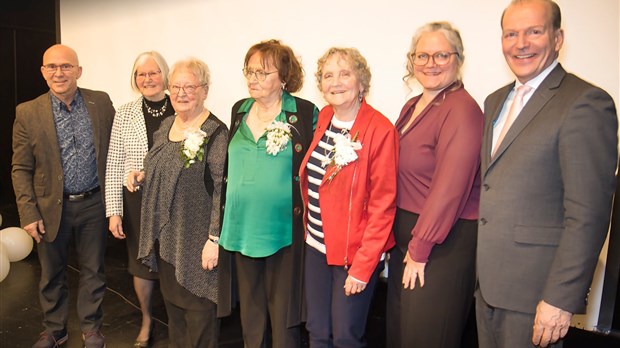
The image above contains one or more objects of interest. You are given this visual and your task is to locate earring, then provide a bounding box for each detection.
[358,91,363,102]
[281,82,286,90]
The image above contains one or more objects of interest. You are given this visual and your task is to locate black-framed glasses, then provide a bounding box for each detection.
[169,84,206,95]
[410,51,459,66]
[242,68,278,81]
[136,70,161,79]
[42,64,76,73]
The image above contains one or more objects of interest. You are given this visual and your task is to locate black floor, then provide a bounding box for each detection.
[0,202,244,348]
[1,202,619,347]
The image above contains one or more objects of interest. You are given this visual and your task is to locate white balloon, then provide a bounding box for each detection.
[0,244,9,282]
[0,227,34,262]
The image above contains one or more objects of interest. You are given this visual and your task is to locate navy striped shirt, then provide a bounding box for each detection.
[306,118,354,254]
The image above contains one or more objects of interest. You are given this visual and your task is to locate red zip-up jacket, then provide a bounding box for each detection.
[300,100,398,283]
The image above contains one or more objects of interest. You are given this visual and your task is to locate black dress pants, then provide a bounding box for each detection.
[235,246,301,348]
[386,208,477,348]
[38,192,107,335]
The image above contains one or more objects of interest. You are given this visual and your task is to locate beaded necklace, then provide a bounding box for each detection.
[143,98,168,118]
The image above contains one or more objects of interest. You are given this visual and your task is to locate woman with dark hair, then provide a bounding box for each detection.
[218,39,318,348]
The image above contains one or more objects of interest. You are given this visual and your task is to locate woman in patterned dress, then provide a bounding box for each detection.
[129,58,228,348]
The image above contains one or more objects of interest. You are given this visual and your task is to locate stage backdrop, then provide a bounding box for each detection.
[60,0,619,334]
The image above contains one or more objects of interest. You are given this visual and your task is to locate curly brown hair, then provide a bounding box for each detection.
[243,39,304,93]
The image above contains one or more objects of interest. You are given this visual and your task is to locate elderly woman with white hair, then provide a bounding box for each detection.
[129,57,228,348]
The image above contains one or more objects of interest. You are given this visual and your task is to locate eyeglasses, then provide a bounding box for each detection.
[410,51,459,66]
[42,64,76,73]
[169,84,206,95]
[136,70,161,79]
[242,68,278,81]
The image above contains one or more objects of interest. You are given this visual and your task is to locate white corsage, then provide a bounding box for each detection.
[321,131,362,182]
[181,128,208,168]
[265,121,293,156]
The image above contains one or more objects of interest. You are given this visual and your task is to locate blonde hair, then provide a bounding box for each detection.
[405,21,464,85]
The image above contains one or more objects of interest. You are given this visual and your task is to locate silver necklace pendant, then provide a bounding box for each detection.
[323,122,349,157]
[144,98,167,118]
[323,123,335,160]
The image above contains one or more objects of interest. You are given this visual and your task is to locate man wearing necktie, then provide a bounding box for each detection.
[476,0,618,347]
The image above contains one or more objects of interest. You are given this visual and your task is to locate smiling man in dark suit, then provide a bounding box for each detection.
[476,0,618,347]
[12,44,114,348]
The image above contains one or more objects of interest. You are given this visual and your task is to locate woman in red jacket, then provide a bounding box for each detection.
[299,47,398,347]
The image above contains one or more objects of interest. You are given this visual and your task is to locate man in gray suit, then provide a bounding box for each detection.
[476,0,618,347]
[12,44,114,348]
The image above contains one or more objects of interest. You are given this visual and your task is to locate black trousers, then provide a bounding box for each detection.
[37,191,107,335]
[386,208,477,348]
[164,298,218,348]
[158,257,219,348]
[235,247,301,348]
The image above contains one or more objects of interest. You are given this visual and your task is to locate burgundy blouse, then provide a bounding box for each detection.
[396,84,483,263]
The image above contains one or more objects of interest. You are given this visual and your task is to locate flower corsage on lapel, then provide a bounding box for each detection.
[321,131,362,182]
[181,128,208,168]
[265,121,293,156]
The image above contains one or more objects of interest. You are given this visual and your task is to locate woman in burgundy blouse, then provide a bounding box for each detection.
[385,22,483,348]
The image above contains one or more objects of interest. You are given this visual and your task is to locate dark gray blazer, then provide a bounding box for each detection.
[478,64,618,314]
[12,88,115,242]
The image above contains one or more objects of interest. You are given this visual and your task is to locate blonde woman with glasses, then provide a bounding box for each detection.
[386,22,483,348]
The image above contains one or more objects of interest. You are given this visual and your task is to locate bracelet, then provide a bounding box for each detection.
[208,236,219,245]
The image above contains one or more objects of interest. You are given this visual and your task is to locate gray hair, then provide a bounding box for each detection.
[315,47,371,97]
[130,51,170,93]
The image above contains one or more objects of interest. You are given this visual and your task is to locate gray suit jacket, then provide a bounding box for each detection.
[478,64,618,314]
[12,88,115,242]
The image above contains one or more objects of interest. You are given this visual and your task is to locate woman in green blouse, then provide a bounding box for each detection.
[218,39,317,348]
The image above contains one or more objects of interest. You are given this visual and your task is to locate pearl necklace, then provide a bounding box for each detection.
[143,98,168,118]
[173,111,204,133]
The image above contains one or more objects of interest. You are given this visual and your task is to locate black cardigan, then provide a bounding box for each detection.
[217,96,316,327]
